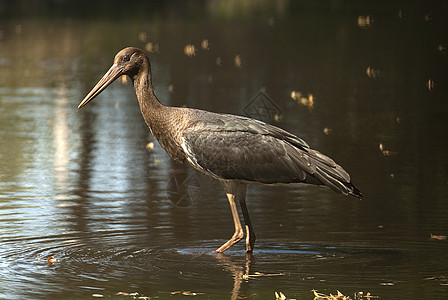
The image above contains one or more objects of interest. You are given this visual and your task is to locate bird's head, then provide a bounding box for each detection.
[78,47,148,109]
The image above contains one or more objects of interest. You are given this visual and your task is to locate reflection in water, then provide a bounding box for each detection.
[215,254,252,300]
[53,83,70,199]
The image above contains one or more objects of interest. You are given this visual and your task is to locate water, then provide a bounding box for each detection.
[1,1,448,299]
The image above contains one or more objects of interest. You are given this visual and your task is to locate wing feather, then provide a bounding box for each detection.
[181,111,361,197]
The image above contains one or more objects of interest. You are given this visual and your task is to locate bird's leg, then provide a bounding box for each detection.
[237,185,256,253]
[213,190,244,253]
[240,202,256,253]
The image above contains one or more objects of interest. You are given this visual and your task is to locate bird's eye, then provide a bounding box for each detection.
[123,54,131,62]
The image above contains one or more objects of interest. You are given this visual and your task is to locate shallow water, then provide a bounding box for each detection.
[1,1,448,299]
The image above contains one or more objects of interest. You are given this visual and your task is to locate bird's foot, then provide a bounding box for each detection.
[212,228,244,253]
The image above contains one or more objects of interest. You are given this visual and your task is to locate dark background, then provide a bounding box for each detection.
[0,0,447,299]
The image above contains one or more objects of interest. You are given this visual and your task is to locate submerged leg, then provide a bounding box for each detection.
[238,186,256,253]
[213,183,244,253]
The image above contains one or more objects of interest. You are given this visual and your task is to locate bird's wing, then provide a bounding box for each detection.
[181,112,357,195]
[182,128,308,183]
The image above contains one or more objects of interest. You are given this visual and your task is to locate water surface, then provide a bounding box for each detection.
[1,1,448,299]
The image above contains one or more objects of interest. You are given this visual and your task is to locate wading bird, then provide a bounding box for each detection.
[78,47,361,253]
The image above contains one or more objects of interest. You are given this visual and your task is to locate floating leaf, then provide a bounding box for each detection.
[323,128,332,135]
[427,78,435,92]
[201,39,210,50]
[242,272,284,279]
[355,291,379,299]
[234,55,242,68]
[145,42,159,53]
[138,31,147,42]
[423,275,448,286]
[216,57,223,67]
[47,256,57,265]
[171,290,204,296]
[291,91,314,110]
[184,44,196,57]
[430,234,447,240]
[168,84,175,93]
[357,15,372,28]
[146,142,155,150]
[312,289,350,300]
[379,143,397,156]
[275,291,286,300]
[366,66,380,79]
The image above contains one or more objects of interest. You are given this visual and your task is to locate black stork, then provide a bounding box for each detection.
[78,47,361,253]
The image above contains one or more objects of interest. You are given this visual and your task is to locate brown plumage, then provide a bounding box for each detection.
[78,47,361,253]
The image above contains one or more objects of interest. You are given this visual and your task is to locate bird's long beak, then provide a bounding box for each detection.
[78,64,123,109]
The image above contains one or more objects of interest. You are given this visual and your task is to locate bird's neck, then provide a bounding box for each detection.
[132,66,165,130]
[131,64,187,163]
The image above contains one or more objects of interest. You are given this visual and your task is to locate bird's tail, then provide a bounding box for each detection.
[350,184,362,198]
[290,146,362,198]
